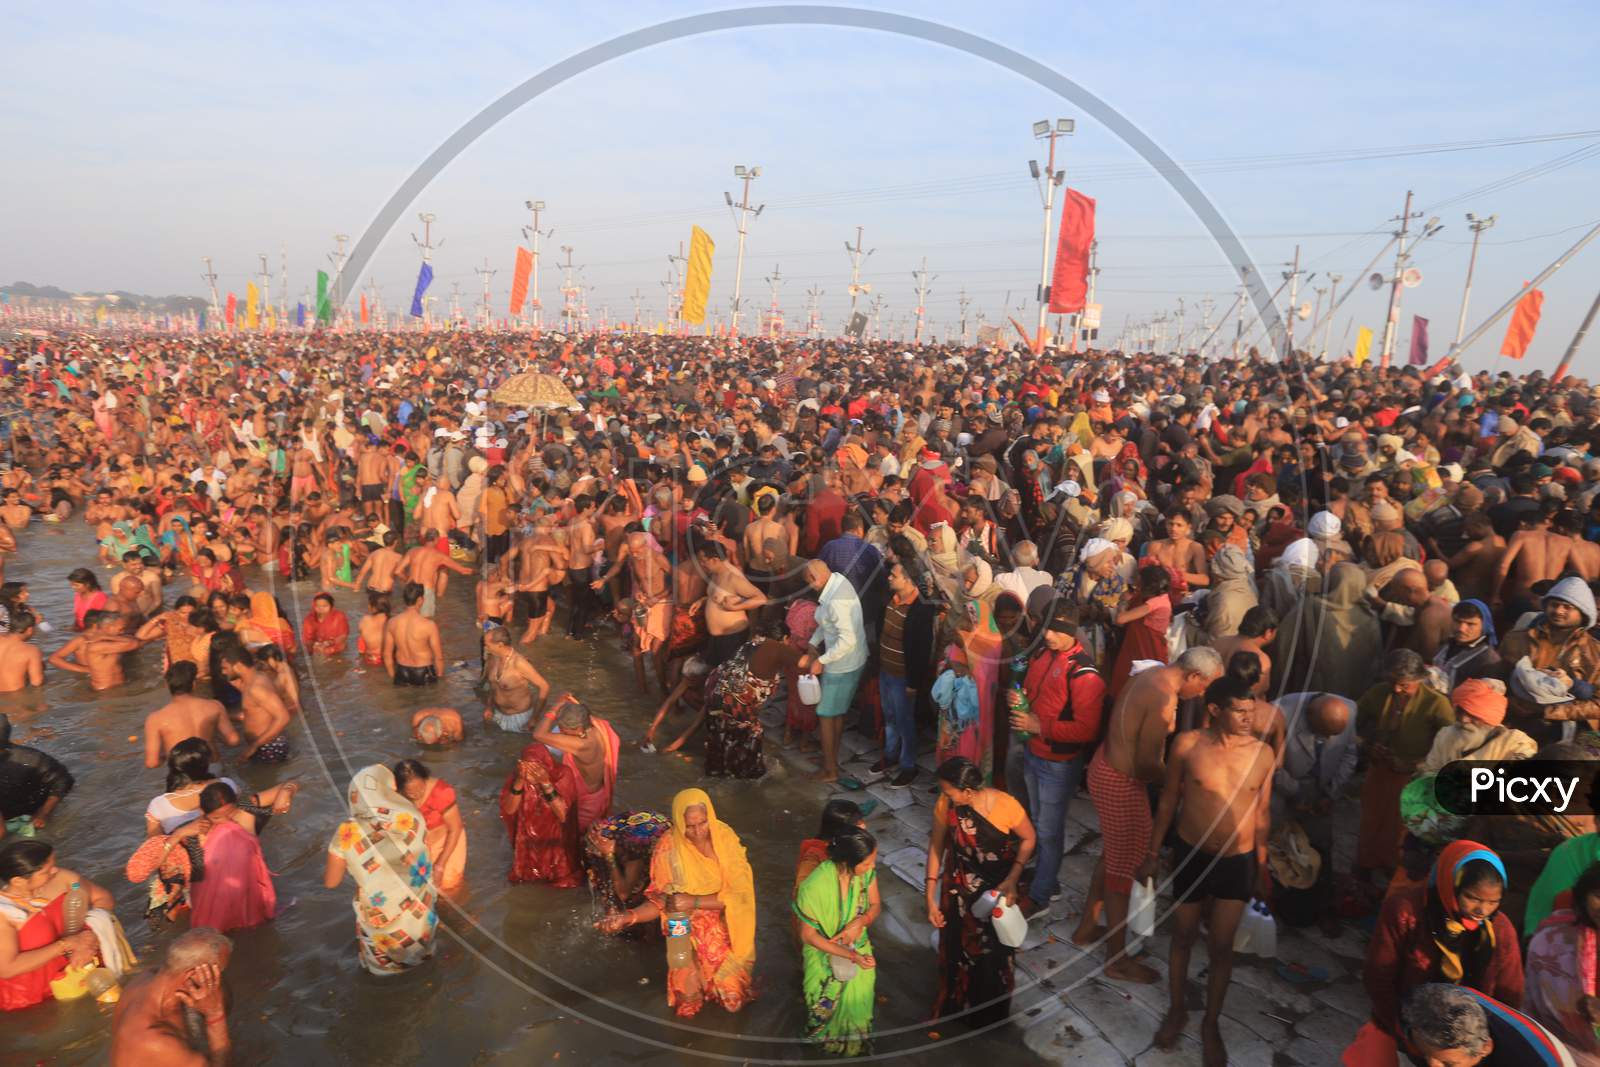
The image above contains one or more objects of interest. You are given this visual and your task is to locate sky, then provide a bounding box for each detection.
[3,1,1598,371]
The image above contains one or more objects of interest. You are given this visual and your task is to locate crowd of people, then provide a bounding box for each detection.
[1,324,1599,1065]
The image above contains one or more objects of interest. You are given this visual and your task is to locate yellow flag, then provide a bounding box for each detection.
[245,282,260,329]
[654,322,665,335]
[681,225,715,325]
[1353,325,1373,366]
[265,305,276,330]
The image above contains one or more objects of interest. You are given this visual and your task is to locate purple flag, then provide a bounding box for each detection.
[1409,314,1429,366]
[410,262,434,318]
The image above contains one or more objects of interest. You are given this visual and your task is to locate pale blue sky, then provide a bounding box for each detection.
[3,1,1597,369]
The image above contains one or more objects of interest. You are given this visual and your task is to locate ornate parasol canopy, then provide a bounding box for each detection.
[493,371,578,409]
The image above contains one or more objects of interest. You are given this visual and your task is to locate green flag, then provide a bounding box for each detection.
[316,270,333,324]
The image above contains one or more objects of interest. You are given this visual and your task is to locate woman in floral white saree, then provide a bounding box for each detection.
[323,764,438,976]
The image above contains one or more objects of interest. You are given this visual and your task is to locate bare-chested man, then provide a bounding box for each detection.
[0,488,32,529]
[1443,512,1505,603]
[353,530,404,594]
[696,539,766,669]
[1208,606,1276,696]
[1493,502,1572,617]
[288,440,318,504]
[144,661,238,767]
[482,625,550,731]
[109,929,232,1067]
[383,582,444,686]
[396,531,473,618]
[48,610,142,691]
[564,495,599,638]
[531,697,620,833]
[1077,646,1224,982]
[120,550,163,616]
[1565,508,1600,580]
[221,646,293,764]
[1383,569,1455,661]
[412,706,465,744]
[356,437,393,522]
[1141,674,1274,1067]
[593,524,672,691]
[0,608,45,692]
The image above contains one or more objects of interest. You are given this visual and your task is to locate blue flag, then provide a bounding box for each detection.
[410,262,434,318]
[197,309,207,332]
[296,302,305,328]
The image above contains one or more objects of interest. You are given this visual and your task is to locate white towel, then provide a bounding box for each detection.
[84,908,135,980]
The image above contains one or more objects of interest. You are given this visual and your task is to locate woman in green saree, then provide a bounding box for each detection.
[793,827,881,1056]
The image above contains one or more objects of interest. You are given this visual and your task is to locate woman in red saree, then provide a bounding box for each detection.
[498,743,581,887]
[301,593,350,656]
[0,840,116,1012]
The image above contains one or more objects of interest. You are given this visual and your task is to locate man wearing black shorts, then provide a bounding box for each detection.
[1138,675,1274,1067]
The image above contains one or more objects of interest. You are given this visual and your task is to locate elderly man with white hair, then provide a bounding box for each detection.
[994,540,1052,603]
[109,927,234,1066]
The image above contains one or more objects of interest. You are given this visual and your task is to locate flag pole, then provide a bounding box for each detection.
[1444,220,1600,362]
[1553,287,1600,382]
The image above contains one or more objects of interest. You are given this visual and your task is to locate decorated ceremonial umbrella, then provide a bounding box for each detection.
[493,370,577,409]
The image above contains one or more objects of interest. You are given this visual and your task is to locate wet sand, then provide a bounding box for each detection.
[3,519,1047,1065]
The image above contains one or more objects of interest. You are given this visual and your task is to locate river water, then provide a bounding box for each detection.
[3,519,1049,1066]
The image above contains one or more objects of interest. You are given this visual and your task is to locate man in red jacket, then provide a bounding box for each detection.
[1008,609,1106,919]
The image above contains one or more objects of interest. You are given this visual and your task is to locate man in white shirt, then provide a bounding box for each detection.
[804,560,866,785]
[994,541,1053,602]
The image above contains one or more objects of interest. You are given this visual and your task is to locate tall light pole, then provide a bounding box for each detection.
[805,285,824,338]
[201,257,221,330]
[911,257,935,344]
[1029,117,1074,344]
[845,226,874,327]
[1321,273,1342,359]
[522,199,551,330]
[410,212,441,325]
[1454,213,1497,345]
[725,164,765,334]
[258,254,271,330]
[958,288,971,344]
[475,258,497,327]
[763,265,784,337]
[559,246,579,330]
[328,233,350,322]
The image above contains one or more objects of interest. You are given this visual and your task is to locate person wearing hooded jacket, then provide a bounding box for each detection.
[1497,576,1600,744]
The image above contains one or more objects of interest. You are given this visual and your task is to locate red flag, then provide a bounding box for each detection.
[1047,190,1095,314]
[224,292,236,327]
[1408,315,1429,366]
[509,247,533,315]
[359,293,369,324]
[1500,288,1544,360]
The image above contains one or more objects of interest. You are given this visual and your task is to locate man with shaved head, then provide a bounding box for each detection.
[1381,568,1453,661]
[110,928,233,1066]
[1273,691,1358,936]
[803,559,866,783]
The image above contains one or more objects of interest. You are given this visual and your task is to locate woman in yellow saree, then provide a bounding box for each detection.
[594,788,755,1017]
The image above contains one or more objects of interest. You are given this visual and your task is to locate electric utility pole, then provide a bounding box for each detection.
[845,226,874,325]
[763,265,784,337]
[328,233,349,322]
[725,164,765,333]
[805,285,824,338]
[1029,117,1075,344]
[1322,274,1343,358]
[958,288,972,344]
[475,258,497,327]
[1380,191,1431,368]
[411,212,441,325]
[258,254,271,329]
[559,246,579,330]
[522,199,552,330]
[1455,212,1497,345]
[912,257,935,344]
[201,257,221,329]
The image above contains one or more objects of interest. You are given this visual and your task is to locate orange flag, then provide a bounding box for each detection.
[1500,288,1544,360]
[359,293,369,324]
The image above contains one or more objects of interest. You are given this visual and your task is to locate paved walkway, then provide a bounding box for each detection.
[759,702,1371,1065]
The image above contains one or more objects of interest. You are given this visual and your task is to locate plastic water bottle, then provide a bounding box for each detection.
[62,882,87,935]
[665,910,693,970]
[1008,677,1033,743]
